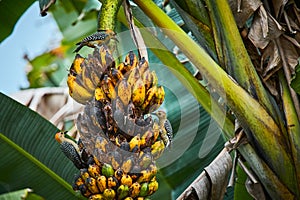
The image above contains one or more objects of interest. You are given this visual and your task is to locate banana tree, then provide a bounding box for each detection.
[1,0,300,199]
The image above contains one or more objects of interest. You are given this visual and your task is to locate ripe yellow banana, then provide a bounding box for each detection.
[67,74,93,104]
[154,86,165,105]
[129,182,141,198]
[121,174,133,186]
[88,164,100,178]
[129,134,141,152]
[89,194,106,200]
[117,79,132,106]
[94,86,107,101]
[96,175,107,193]
[127,67,140,87]
[116,62,126,74]
[87,177,100,194]
[137,169,152,183]
[107,176,119,189]
[71,54,84,75]
[151,140,165,160]
[141,85,157,111]
[131,78,146,107]
[125,51,138,72]
[148,177,159,195]
[82,66,96,92]
[142,69,152,90]
[101,75,116,100]
[109,68,124,85]
[103,188,116,200]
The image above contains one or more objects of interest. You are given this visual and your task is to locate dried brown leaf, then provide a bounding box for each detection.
[177,148,232,200]
[245,177,266,200]
[261,40,281,79]
[271,0,288,18]
[123,0,148,60]
[248,6,284,49]
[228,0,262,28]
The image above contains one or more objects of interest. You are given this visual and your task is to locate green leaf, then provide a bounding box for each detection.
[0,188,43,200]
[0,0,34,42]
[0,93,81,199]
[291,63,300,94]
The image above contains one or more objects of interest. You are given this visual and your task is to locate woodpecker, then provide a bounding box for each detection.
[74,30,118,53]
[55,132,87,169]
[153,111,173,148]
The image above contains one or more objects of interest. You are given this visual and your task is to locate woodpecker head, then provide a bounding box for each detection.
[55,132,65,144]
[152,110,167,121]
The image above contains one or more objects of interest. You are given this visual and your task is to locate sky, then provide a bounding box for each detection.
[0,2,62,95]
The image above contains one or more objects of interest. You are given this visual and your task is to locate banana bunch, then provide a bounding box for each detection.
[67,46,165,114]
[67,46,114,104]
[73,154,158,199]
[63,45,173,199]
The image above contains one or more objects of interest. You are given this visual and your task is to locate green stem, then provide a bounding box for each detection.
[279,71,300,193]
[98,0,123,30]
[205,0,287,138]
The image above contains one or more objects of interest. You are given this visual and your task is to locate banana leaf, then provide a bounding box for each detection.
[0,93,81,199]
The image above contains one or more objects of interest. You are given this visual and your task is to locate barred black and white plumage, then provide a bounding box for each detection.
[74,30,118,53]
[164,118,173,143]
[60,141,87,169]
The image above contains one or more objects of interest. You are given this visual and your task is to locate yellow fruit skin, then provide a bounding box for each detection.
[117,79,132,106]
[125,51,138,71]
[129,182,141,198]
[82,66,97,92]
[131,78,146,106]
[71,54,84,75]
[67,74,93,104]
[88,164,100,178]
[89,194,106,200]
[101,75,116,100]
[137,170,152,183]
[142,70,152,90]
[121,157,133,174]
[121,174,133,186]
[103,188,116,200]
[148,177,159,195]
[94,87,107,101]
[87,177,99,194]
[151,140,165,159]
[141,86,157,111]
[107,176,119,189]
[129,134,141,152]
[96,176,107,193]
[127,67,140,86]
